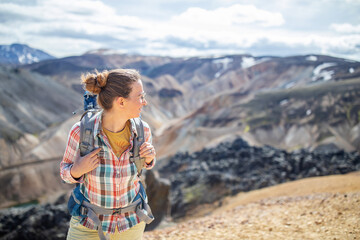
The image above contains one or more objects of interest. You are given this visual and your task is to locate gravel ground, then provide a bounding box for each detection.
[144,172,360,240]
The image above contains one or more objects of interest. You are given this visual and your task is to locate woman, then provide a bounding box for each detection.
[60,69,156,240]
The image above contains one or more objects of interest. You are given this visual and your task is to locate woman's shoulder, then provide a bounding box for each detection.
[68,121,81,139]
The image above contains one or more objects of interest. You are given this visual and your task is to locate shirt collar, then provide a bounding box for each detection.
[129,118,139,137]
[93,111,138,137]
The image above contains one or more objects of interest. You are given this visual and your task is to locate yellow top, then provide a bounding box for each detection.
[103,120,131,158]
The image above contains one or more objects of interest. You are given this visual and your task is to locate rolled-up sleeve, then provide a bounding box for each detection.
[60,122,84,184]
[143,122,156,170]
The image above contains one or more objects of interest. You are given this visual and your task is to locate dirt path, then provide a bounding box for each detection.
[144,172,360,240]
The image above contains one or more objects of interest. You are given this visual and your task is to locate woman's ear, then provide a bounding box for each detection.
[115,97,126,108]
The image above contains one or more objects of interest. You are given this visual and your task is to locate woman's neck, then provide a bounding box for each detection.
[101,110,128,133]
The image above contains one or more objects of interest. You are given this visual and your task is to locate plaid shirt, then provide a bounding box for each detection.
[60,111,155,234]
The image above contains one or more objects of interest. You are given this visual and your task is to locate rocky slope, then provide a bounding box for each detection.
[144,172,360,240]
[157,137,360,219]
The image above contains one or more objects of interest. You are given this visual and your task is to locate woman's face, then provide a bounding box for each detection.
[126,80,147,118]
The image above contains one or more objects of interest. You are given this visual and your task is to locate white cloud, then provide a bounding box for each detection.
[0,0,359,60]
[330,23,360,34]
[171,4,284,28]
[0,0,148,56]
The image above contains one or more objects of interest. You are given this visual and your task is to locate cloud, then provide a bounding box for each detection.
[0,0,148,55]
[170,4,284,28]
[0,0,359,60]
[330,23,360,34]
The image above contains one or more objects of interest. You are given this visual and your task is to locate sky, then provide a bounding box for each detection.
[1,0,360,60]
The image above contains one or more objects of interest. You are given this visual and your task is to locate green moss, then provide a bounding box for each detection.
[183,184,207,204]
[243,125,250,133]
[12,199,39,208]
[346,105,353,123]
[247,117,277,129]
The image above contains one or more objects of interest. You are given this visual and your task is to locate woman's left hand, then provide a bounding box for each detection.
[139,142,156,164]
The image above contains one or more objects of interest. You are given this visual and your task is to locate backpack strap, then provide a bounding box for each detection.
[78,183,154,240]
[129,118,146,177]
[70,183,154,240]
[79,113,145,176]
[79,109,98,157]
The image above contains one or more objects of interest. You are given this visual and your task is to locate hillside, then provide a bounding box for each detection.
[144,172,360,240]
[154,77,360,158]
[0,66,81,208]
[0,66,80,165]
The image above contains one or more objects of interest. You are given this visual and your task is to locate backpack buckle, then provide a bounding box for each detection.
[113,208,123,215]
[80,206,88,216]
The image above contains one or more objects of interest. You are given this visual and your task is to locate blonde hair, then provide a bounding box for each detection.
[81,69,140,110]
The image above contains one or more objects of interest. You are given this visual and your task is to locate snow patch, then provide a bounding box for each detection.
[349,68,355,73]
[306,56,318,61]
[306,109,312,116]
[18,55,25,64]
[18,53,39,64]
[213,57,233,68]
[312,63,337,82]
[241,57,256,68]
[213,57,233,78]
[284,81,296,89]
[27,53,39,62]
[101,49,124,55]
[280,99,289,106]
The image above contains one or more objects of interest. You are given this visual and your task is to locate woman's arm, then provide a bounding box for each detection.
[60,122,101,183]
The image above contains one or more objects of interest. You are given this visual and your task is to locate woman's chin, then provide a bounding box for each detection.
[132,112,141,118]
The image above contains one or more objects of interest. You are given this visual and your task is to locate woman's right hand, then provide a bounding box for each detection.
[70,148,101,179]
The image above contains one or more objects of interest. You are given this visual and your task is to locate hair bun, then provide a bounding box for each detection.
[81,70,109,94]
[95,72,107,88]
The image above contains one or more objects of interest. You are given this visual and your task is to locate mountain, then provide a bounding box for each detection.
[150,55,360,157]
[18,52,360,156]
[0,43,55,65]
[0,51,359,210]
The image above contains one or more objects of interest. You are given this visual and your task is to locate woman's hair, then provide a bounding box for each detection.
[81,69,140,110]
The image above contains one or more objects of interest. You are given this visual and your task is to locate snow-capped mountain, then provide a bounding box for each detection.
[0,43,55,65]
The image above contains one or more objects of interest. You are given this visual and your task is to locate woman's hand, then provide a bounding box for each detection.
[70,148,101,179]
[139,142,156,164]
